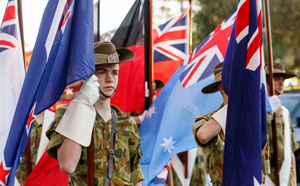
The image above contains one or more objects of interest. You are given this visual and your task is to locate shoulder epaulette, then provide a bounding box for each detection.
[195,115,211,122]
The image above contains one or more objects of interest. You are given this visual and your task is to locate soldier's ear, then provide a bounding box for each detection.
[217,84,222,92]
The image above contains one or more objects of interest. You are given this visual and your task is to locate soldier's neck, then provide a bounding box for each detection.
[94,98,112,122]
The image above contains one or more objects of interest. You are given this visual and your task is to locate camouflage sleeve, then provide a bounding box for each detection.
[46,107,67,160]
[261,141,271,177]
[192,116,218,148]
[290,117,299,152]
[128,117,144,183]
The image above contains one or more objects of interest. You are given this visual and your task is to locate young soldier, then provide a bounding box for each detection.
[265,62,299,186]
[47,41,144,185]
[192,62,227,186]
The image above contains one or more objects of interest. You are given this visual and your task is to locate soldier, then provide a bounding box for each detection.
[46,41,144,185]
[192,62,269,186]
[192,62,226,186]
[265,62,299,186]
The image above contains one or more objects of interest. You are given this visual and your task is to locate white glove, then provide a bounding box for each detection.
[268,95,281,112]
[212,105,228,136]
[138,110,148,123]
[55,75,100,147]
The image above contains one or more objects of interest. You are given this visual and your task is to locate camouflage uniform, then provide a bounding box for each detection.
[266,106,299,186]
[192,108,270,186]
[171,149,207,186]
[192,109,224,186]
[190,148,207,186]
[47,105,144,186]
[16,121,42,185]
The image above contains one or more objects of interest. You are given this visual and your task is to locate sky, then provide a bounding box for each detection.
[0,0,190,52]
[0,0,136,51]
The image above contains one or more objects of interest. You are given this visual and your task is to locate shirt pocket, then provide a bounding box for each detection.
[113,127,131,183]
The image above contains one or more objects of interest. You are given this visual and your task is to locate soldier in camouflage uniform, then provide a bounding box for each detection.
[265,62,299,186]
[192,63,270,186]
[192,62,226,186]
[47,41,144,186]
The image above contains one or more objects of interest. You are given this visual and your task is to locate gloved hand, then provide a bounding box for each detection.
[212,104,228,136]
[268,95,281,112]
[138,110,148,123]
[56,75,100,147]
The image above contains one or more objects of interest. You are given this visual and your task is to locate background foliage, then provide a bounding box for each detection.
[191,0,300,72]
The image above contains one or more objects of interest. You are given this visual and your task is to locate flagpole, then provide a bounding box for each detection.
[184,0,193,180]
[17,0,25,65]
[144,0,154,109]
[97,0,100,41]
[87,1,101,185]
[17,0,33,176]
[263,0,280,185]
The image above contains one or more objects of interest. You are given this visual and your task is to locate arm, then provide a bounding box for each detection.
[131,116,141,125]
[54,75,99,173]
[135,182,142,186]
[196,118,222,145]
[131,111,147,125]
[57,138,82,174]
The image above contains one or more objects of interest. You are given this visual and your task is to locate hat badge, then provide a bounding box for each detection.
[107,54,116,63]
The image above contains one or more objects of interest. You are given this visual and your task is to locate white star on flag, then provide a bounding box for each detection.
[146,104,156,118]
[160,136,175,153]
[64,87,73,95]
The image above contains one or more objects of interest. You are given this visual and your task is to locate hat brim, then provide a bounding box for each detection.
[201,80,221,94]
[95,47,135,67]
[268,71,297,79]
[116,48,135,63]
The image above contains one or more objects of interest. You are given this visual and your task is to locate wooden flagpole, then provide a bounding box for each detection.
[184,0,193,182]
[87,1,101,185]
[87,130,95,186]
[263,0,280,185]
[184,0,193,181]
[17,0,32,176]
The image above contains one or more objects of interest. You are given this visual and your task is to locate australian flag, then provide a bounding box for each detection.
[139,12,237,185]
[221,0,266,185]
[0,0,94,185]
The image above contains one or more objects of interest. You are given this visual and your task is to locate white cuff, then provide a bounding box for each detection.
[212,105,228,136]
[55,100,96,147]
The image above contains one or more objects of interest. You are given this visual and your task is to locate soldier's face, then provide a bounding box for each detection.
[94,64,119,98]
[274,76,285,95]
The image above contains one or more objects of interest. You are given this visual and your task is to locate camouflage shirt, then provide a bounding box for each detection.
[172,149,207,186]
[16,121,42,185]
[47,105,144,186]
[192,109,224,186]
[266,106,299,186]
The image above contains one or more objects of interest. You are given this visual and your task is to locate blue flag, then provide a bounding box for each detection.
[0,0,94,185]
[139,12,237,185]
[221,0,266,185]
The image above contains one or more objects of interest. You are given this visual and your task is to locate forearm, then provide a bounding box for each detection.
[135,182,142,186]
[131,116,141,125]
[196,118,221,145]
[57,138,82,174]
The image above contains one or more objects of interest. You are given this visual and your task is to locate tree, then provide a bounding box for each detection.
[192,0,300,72]
[192,0,236,49]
